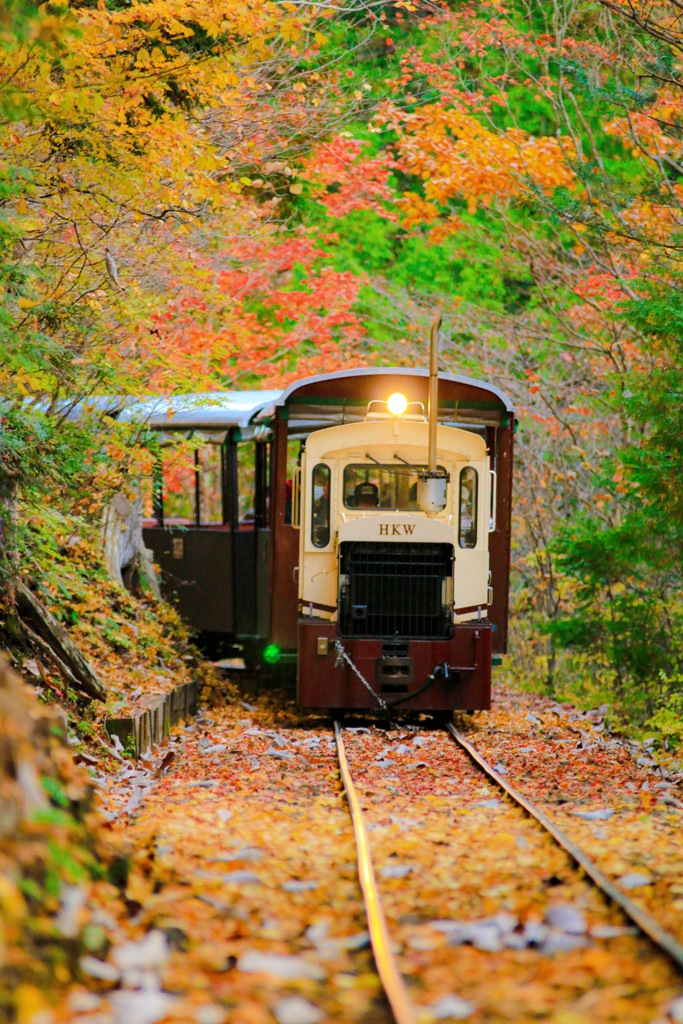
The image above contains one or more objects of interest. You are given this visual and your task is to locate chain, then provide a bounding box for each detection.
[334,639,388,711]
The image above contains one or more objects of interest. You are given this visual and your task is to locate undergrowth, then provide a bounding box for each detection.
[5,498,213,719]
[504,619,683,759]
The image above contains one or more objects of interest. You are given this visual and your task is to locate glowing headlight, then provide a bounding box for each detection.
[387,392,408,416]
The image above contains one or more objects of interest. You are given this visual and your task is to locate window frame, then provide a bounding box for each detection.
[458,466,479,549]
[311,462,331,548]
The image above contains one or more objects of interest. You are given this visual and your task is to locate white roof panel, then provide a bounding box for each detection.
[117,391,283,431]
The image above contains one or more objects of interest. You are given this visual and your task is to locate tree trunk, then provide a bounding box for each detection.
[0,475,19,605]
[101,491,161,600]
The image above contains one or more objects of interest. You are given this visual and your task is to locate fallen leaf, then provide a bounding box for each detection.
[573,808,614,821]
[79,956,120,983]
[273,996,323,1024]
[544,904,588,934]
[428,994,476,1020]
[15,984,51,1024]
[109,990,176,1024]
[237,951,325,980]
[617,872,652,890]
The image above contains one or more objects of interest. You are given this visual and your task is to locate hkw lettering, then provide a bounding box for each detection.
[379,524,416,536]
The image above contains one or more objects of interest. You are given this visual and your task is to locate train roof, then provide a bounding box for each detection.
[116,391,282,431]
[274,368,514,412]
[126,370,515,433]
[21,392,280,431]
[38,370,514,434]
[262,368,515,429]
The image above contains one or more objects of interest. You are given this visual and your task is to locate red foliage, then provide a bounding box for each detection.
[142,229,367,390]
[302,137,397,221]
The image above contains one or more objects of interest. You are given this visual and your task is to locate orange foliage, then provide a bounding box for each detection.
[2,0,373,402]
[388,106,576,217]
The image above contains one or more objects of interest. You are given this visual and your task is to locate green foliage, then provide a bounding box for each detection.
[31,806,75,828]
[45,838,89,893]
[19,876,43,902]
[646,684,683,750]
[325,210,400,275]
[547,489,683,722]
[1,404,101,492]
[545,281,683,719]
[41,775,70,808]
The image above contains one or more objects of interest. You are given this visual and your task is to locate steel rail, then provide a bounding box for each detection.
[333,721,418,1024]
[446,723,683,972]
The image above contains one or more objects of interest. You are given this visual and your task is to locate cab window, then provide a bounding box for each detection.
[459,467,478,548]
[343,463,446,510]
[311,463,331,548]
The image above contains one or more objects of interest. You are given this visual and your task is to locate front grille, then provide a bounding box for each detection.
[339,542,453,640]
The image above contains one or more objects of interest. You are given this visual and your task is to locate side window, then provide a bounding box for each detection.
[311,463,331,548]
[199,444,223,524]
[237,441,255,524]
[285,438,302,525]
[459,467,478,549]
[155,442,224,525]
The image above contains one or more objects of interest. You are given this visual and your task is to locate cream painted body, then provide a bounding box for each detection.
[297,417,492,625]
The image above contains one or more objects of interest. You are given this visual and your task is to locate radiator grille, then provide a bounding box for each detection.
[339,542,453,639]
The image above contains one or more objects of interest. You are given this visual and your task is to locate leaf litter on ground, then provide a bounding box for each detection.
[466,684,683,945]
[338,721,683,1023]
[27,680,683,1024]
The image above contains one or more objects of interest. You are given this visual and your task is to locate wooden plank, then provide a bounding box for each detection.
[16,582,105,700]
[148,698,164,745]
[105,681,197,759]
[105,717,134,755]
[171,686,185,724]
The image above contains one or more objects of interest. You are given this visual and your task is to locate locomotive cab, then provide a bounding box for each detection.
[295,403,498,712]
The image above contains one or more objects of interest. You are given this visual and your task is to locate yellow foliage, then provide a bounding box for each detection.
[392,105,576,214]
[399,191,440,228]
[0,876,27,920]
[14,986,51,1024]
[0,0,328,397]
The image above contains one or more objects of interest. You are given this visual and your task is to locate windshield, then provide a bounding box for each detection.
[343,463,446,511]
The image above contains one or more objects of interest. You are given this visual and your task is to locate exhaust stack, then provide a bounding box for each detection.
[428,313,441,472]
[418,314,449,514]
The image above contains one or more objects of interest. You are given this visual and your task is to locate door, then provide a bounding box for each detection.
[453,461,489,613]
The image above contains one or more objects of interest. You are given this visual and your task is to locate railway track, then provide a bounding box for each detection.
[333,719,683,1023]
[335,720,417,1024]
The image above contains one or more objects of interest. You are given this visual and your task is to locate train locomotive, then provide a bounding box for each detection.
[128,343,514,713]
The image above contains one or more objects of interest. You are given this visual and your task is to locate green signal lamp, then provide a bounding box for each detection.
[263,643,282,665]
